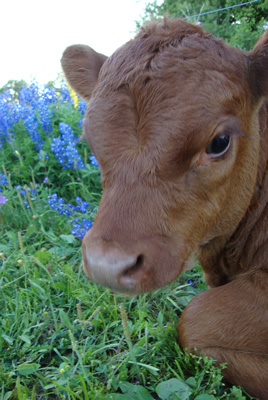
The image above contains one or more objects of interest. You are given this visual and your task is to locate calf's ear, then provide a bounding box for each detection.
[61,45,107,100]
[248,30,268,100]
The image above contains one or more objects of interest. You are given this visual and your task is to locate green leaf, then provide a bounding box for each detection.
[194,395,217,400]
[17,363,40,376]
[28,279,45,295]
[34,250,52,264]
[59,309,72,329]
[119,382,155,400]
[156,378,190,400]
[19,334,31,345]
[2,391,13,400]
[185,377,196,388]
[1,334,14,345]
[59,234,77,244]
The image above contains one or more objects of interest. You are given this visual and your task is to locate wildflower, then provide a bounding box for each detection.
[47,193,75,216]
[47,193,92,238]
[0,193,8,206]
[18,82,56,150]
[38,150,49,162]
[20,105,44,150]
[90,154,99,167]
[187,279,196,287]
[78,98,87,115]
[75,196,89,213]
[71,218,92,239]
[43,177,48,183]
[51,122,85,170]
[37,95,53,133]
[60,84,73,103]
[0,90,21,147]
[19,82,39,107]
[0,173,8,186]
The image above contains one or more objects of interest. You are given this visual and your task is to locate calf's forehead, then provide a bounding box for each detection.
[84,27,249,173]
[90,30,248,121]
[89,50,246,124]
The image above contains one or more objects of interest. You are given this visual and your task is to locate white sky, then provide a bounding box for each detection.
[0,0,156,88]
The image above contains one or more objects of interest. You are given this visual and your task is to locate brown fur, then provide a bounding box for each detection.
[61,18,268,399]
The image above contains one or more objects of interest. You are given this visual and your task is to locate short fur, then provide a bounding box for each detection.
[61,18,268,399]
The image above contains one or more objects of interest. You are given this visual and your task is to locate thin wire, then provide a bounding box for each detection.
[185,0,259,20]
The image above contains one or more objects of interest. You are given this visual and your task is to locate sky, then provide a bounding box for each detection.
[0,0,157,88]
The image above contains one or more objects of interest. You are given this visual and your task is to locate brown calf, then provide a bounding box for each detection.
[61,18,268,399]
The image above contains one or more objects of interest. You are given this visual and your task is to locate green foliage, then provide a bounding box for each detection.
[0,80,27,100]
[139,0,268,50]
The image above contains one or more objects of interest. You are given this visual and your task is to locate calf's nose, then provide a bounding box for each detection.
[82,237,144,293]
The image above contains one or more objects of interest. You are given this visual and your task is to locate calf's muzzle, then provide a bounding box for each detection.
[82,228,183,294]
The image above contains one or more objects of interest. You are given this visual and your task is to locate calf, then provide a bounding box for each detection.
[61,18,268,399]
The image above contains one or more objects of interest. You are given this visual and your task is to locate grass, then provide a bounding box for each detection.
[0,83,254,399]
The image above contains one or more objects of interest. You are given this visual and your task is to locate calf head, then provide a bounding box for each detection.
[62,19,268,294]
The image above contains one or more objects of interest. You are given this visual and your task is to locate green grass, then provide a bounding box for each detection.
[0,85,254,399]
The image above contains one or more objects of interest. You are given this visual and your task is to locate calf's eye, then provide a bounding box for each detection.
[206,134,230,156]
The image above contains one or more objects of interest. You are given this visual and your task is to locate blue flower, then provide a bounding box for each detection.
[0,90,22,147]
[187,279,196,287]
[0,193,8,206]
[47,193,92,239]
[19,82,39,107]
[71,218,92,239]
[20,104,44,150]
[78,98,87,115]
[60,84,73,104]
[47,193,90,217]
[0,173,8,186]
[37,96,53,133]
[51,122,85,170]
[90,154,99,167]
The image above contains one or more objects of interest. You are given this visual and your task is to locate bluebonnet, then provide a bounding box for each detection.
[71,218,92,239]
[20,105,44,150]
[0,172,8,192]
[60,84,73,104]
[1,82,56,151]
[37,96,53,134]
[0,193,8,206]
[16,185,38,208]
[187,279,197,287]
[20,83,56,150]
[47,193,75,216]
[19,82,40,107]
[38,150,49,162]
[51,122,85,170]
[47,193,92,239]
[78,98,87,115]
[74,196,90,213]
[41,85,58,104]
[77,97,87,127]
[0,173,8,186]
[47,193,89,217]
[0,90,22,148]
[90,154,99,167]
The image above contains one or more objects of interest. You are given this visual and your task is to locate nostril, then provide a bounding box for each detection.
[122,255,144,278]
